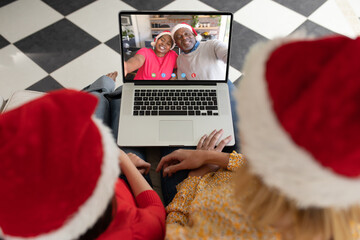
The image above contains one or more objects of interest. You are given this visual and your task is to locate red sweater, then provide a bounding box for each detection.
[97,179,166,240]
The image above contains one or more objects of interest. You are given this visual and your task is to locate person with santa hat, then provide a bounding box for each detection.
[157,33,360,239]
[0,89,166,239]
[171,22,228,80]
[124,30,178,80]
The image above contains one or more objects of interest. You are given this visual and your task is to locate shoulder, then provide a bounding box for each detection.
[167,50,178,57]
[136,47,152,56]
[203,40,224,47]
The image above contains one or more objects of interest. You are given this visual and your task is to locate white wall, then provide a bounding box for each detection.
[218,15,230,43]
[134,15,152,48]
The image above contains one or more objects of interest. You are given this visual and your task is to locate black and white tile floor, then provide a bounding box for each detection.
[1,0,359,100]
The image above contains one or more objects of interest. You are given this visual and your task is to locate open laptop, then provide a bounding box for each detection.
[117,11,235,147]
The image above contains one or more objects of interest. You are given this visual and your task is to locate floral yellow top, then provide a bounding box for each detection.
[165,151,360,239]
[165,151,280,240]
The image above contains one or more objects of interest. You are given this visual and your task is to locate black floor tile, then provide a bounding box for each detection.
[105,35,120,54]
[0,35,10,49]
[15,18,101,73]
[293,20,339,37]
[26,75,64,92]
[232,76,242,88]
[41,0,96,15]
[0,0,16,8]
[199,0,252,13]
[121,0,175,10]
[273,0,327,17]
[229,21,267,71]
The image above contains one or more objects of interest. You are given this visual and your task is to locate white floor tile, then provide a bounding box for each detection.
[228,66,242,83]
[51,44,123,90]
[233,0,306,39]
[160,0,216,11]
[0,0,63,43]
[0,45,48,99]
[309,0,357,38]
[67,0,135,43]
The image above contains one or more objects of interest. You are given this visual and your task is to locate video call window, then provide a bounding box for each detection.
[120,13,232,81]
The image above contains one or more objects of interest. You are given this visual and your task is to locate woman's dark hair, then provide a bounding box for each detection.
[78,199,114,240]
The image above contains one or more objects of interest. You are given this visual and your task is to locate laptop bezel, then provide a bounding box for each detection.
[118,11,233,85]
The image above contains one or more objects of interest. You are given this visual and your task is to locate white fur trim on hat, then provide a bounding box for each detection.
[151,31,175,50]
[171,23,202,42]
[1,117,120,240]
[237,33,360,209]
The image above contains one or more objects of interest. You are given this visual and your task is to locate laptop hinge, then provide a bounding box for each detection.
[133,81,217,86]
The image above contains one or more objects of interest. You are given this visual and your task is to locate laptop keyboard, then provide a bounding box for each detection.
[133,88,219,116]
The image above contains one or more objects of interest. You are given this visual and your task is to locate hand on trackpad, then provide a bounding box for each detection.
[159,120,193,142]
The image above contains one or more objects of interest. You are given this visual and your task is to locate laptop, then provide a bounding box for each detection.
[117,11,235,147]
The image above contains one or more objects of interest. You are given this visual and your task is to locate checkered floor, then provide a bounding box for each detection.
[1,0,359,100]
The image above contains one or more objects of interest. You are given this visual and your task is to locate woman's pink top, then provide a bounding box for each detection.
[134,48,178,80]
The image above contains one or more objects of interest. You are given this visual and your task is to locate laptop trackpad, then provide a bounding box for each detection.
[159,120,193,142]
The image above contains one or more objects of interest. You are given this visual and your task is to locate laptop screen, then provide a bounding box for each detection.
[119,11,233,83]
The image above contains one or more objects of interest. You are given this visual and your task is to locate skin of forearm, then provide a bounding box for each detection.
[202,151,230,169]
[119,154,152,197]
[125,55,144,74]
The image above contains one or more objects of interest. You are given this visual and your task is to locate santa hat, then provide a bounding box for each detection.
[150,30,175,50]
[171,22,202,42]
[0,90,120,239]
[238,34,360,209]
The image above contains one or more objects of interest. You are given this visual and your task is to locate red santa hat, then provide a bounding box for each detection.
[238,34,360,209]
[150,30,176,50]
[171,22,202,42]
[0,90,120,239]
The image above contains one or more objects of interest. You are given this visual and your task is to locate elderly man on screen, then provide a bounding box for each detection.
[171,22,228,80]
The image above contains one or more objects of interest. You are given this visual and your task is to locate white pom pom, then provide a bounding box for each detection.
[151,41,156,47]
[196,35,202,41]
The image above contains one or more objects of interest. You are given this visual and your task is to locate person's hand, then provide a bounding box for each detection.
[156,130,233,177]
[126,152,151,175]
[118,150,153,197]
[197,129,232,152]
[189,130,232,177]
[156,149,209,177]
